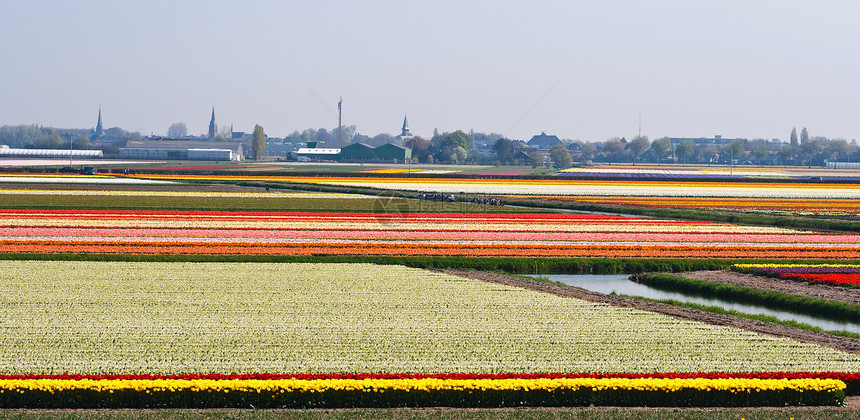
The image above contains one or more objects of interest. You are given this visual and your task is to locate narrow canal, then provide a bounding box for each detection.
[527,274,860,334]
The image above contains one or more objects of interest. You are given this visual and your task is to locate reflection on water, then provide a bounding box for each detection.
[527,274,860,334]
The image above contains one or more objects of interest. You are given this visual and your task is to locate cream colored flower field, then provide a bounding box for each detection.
[1,261,857,375]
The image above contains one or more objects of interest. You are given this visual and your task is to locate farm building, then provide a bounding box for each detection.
[527,132,562,150]
[827,161,860,169]
[0,145,103,158]
[119,140,243,161]
[340,143,411,163]
[294,147,341,161]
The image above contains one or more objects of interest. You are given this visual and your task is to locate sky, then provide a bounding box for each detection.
[1,0,859,142]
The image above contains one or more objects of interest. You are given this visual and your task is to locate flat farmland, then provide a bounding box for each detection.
[0,188,524,213]
[1,261,858,375]
[0,174,857,409]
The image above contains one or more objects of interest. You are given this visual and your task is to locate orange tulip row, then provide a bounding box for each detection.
[2,240,857,259]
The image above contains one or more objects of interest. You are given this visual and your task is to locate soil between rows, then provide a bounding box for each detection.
[0,400,856,417]
[446,270,860,355]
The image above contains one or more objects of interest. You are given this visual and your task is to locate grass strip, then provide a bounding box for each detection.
[634,274,860,321]
[627,295,860,340]
[0,192,536,214]
[1,254,858,275]
[0,254,731,274]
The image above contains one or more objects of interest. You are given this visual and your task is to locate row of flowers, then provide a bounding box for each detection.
[116,173,860,199]
[521,195,860,217]
[3,227,857,243]
[2,210,858,258]
[0,377,847,408]
[734,264,860,287]
[1,209,804,234]
[781,273,860,286]
[0,209,656,222]
[2,240,858,258]
[5,371,857,385]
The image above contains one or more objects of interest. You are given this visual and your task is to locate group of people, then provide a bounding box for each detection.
[417,192,503,206]
[471,196,504,206]
[418,192,457,202]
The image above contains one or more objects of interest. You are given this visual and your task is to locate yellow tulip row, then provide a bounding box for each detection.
[0,377,845,394]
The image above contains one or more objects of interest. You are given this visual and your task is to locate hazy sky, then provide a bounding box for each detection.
[2,1,858,142]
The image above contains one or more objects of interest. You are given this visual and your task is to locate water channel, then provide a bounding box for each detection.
[526,274,860,334]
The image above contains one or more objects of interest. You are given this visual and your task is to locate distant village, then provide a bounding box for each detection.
[1,107,859,169]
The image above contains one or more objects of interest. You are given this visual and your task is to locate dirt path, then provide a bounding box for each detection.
[444,270,860,355]
[683,270,860,305]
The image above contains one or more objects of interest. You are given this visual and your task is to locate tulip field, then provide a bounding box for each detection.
[10,261,859,375]
[0,261,857,407]
[1,174,859,408]
[119,173,860,199]
[1,209,858,259]
[735,263,860,287]
[107,173,860,219]
[516,195,860,217]
[0,187,516,213]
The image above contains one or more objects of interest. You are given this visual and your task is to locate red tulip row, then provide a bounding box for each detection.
[780,273,860,286]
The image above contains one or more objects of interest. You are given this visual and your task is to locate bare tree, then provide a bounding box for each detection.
[217,125,233,140]
[167,122,188,138]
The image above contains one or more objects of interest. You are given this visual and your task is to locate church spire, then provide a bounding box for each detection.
[401,114,411,137]
[95,106,104,138]
[208,107,216,139]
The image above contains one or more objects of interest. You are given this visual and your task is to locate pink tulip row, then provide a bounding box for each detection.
[0,227,857,244]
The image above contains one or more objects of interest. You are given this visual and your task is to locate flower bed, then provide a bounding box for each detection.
[120,174,860,199]
[734,264,860,287]
[2,262,859,408]
[519,195,860,217]
[1,209,858,259]
[3,262,859,376]
[0,375,847,408]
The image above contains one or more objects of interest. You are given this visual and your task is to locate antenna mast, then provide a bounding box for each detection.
[337,97,343,146]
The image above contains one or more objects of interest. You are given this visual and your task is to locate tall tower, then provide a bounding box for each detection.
[95,106,104,138]
[337,97,343,146]
[208,107,216,139]
[401,114,411,137]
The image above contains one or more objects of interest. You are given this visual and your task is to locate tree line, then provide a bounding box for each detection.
[0,124,142,149]
[489,131,858,168]
[5,121,857,168]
